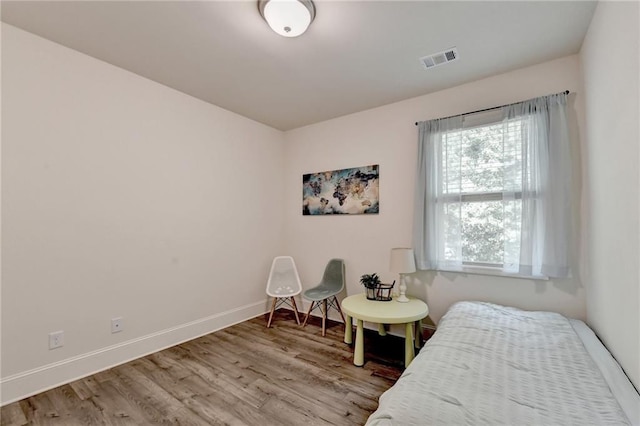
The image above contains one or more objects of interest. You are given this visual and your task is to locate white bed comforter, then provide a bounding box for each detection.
[366,301,631,425]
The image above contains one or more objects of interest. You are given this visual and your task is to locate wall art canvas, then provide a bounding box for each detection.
[303,165,379,215]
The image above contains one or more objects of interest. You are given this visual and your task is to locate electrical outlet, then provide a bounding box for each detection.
[49,331,64,349]
[111,317,123,333]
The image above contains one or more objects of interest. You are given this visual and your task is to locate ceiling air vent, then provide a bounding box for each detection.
[420,47,459,70]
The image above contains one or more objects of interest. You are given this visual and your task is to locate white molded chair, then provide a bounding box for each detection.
[266,256,302,328]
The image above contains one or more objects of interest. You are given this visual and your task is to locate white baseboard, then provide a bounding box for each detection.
[0,300,268,406]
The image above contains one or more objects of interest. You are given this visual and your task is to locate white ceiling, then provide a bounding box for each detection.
[1,1,597,130]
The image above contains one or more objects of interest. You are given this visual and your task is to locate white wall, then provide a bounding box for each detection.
[284,55,586,326]
[580,1,640,390]
[1,24,285,403]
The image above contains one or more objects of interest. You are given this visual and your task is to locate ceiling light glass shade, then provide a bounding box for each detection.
[258,0,316,38]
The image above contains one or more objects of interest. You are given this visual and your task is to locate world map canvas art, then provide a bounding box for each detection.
[303,165,379,215]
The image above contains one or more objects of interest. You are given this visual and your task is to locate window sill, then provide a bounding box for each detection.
[436,265,549,281]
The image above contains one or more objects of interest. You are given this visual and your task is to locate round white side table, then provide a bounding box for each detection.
[341,293,429,367]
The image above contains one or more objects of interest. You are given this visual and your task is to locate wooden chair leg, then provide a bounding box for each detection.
[322,299,327,336]
[267,297,277,328]
[333,296,346,324]
[303,301,315,327]
[290,297,301,325]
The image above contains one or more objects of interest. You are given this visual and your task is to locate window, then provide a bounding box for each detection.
[440,114,525,270]
[414,93,572,279]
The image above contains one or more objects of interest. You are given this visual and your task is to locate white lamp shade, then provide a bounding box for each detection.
[262,0,314,38]
[390,248,416,274]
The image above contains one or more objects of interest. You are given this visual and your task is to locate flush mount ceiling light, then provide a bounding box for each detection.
[258,0,316,38]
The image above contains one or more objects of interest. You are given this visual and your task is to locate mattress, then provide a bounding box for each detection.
[366,301,639,425]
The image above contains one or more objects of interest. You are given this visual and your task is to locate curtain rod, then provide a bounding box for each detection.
[414,90,569,126]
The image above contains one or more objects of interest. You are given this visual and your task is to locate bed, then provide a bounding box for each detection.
[366,301,640,425]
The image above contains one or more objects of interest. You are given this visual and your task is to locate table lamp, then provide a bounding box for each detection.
[390,248,416,303]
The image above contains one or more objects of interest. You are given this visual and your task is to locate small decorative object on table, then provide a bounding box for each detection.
[360,273,395,301]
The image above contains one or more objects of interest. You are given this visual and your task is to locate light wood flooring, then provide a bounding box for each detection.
[1,310,417,426]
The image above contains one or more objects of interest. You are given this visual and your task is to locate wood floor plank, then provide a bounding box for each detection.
[174,374,255,425]
[0,403,27,426]
[146,351,194,381]
[42,386,108,426]
[259,394,333,426]
[175,342,267,392]
[247,378,341,426]
[1,309,410,425]
[171,350,269,409]
[88,379,151,425]
[68,379,97,402]
[239,350,367,425]
[113,362,209,425]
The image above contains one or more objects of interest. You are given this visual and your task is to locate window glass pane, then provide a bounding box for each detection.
[443,200,522,265]
[442,120,524,195]
[460,200,504,264]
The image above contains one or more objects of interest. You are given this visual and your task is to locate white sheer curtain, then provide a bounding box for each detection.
[413,115,463,271]
[413,92,572,278]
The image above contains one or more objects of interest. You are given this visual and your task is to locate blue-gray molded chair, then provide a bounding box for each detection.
[302,258,346,336]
